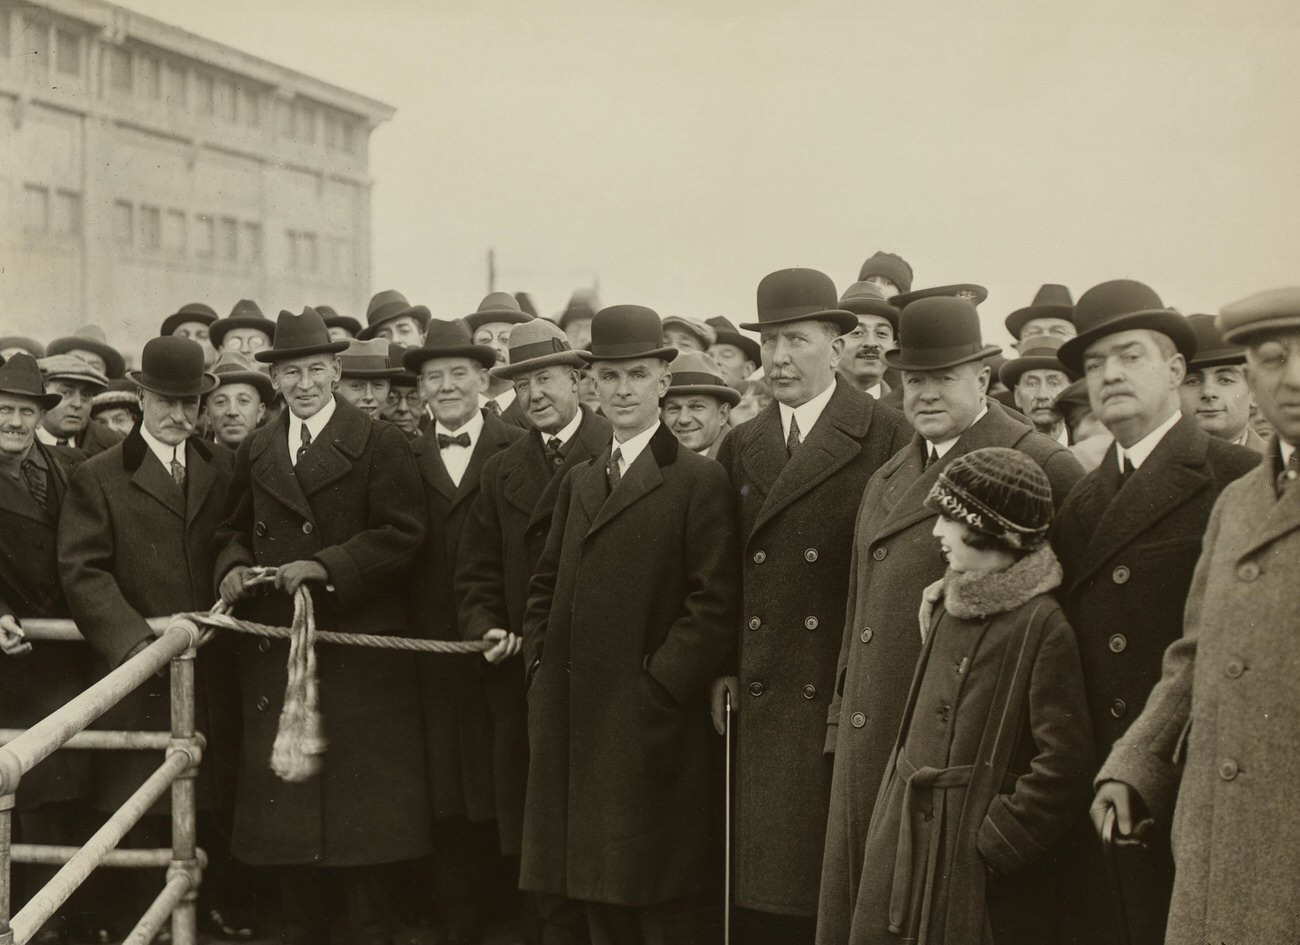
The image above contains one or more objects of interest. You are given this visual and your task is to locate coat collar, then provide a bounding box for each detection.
[941,544,1063,620]
[413,408,515,506]
[576,421,679,538]
[122,427,219,521]
[506,406,611,530]
[248,396,370,521]
[1233,443,1300,560]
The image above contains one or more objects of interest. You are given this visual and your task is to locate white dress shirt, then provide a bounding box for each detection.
[483,387,517,416]
[35,427,68,447]
[543,409,583,451]
[1279,438,1296,470]
[1117,410,1181,472]
[139,424,187,475]
[778,380,837,446]
[609,421,660,478]
[864,382,883,400]
[288,396,337,468]
[926,405,989,460]
[437,409,484,487]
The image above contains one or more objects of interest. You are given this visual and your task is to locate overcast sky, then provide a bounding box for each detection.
[117,0,1300,345]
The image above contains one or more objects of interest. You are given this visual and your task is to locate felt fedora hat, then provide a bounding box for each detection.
[839,281,901,329]
[883,296,1001,372]
[160,302,219,338]
[210,300,276,351]
[255,307,351,363]
[1185,313,1245,369]
[127,336,218,398]
[208,351,274,401]
[465,292,535,333]
[38,354,110,392]
[1004,284,1074,340]
[1058,279,1197,375]
[0,353,63,409]
[998,335,1077,389]
[46,325,126,379]
[740,268,857,335]
[557,288,601,331]
[664,351,741,407]
[357,290,430,341]
[0,336,47,359]
[705,317,760,364]
[858,251,914,294]
[578,305,678,364]
[661,315,717,349]
[339,338,404,378]
[1217,286,1300,345]
[491,319,585,380]
[402,320,498,373]
[891,283,989,310]
[316,305,363,339]
[387,343,418,388]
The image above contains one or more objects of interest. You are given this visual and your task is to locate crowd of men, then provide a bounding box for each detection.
[0,250,1297,945]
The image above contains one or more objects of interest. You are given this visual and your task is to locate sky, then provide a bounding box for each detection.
[115,0,1300,346]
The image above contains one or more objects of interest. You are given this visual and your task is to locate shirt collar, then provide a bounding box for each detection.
[864,382,883,400]
[927,404,989,459]
[543,408,583,448]
[611,420,660,470]
[139,424,187,469]
[1118,409,1181,472]
[1280,438,1296,468]
[778,378,837,444]
[35,427,61,446]
[436,408,485,444]
[289,395,338,449]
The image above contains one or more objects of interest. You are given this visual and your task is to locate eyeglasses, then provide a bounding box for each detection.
[386,391,423,408]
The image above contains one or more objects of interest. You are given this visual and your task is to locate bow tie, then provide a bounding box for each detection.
[437,432,471,450]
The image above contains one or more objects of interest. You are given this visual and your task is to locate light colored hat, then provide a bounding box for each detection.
[491,319,585,379]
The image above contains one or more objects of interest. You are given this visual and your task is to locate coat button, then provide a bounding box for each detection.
[804,616,819,631]
[302,521,314,535]
[860,627,873,644]
[255,696,270,712]
[804,548,818,563]
[872,546,887,561]
[749,681,765,697]
[1218,758,1239,781]
[850,712,866,728]
[257,639,271,654]
[1109,698,1127,719]
[254,521,267,537]
[747,616,761,631]
[1224,659,1245,679]
[802,684,817,700]
[1111,565,1130,585]
[1237,561,1260,582]
[1108,634,1127,654]
[752,550,766,564]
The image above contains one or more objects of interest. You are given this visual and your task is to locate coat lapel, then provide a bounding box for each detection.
[250,411,316,522]
[183,440,217,526]
[0,468,48,525]
[739,403,788,507]
[1236,451,1300,558]
[294,399,368,499]
[452,411,512,510]
[127,432,185,519]
[503,439,547,518]
[585,424,676,539]
[527,406,613,534]
[412,431,456,502]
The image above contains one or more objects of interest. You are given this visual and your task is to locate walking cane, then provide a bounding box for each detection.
[724,688,733,945]
[1100,806,1134,945]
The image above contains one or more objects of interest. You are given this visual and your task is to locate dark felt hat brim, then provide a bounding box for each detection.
[402,344,498,373]
[738,309,859,335]
[1058,310,1197,375]
[577,345,678,364]
[210,371,275,402]
[884,344,1003,373]
[1187,347,1247,370]
[1004,304,1074,340]
[323,316,364,337]
[254,341,351,363]
[998,356,1074,389]
[0,386,63,410]
[47,338,126,379]
[358,306,432,342]
[209,317,277,351]
[664,383,742,407]
[839,300,901,328]
[892,284,989,308]
[127,370,220,398]
[491,351,587,380]
[710,331,761,365]
[341,366,406,379]
[465,311,534,332]
[161,311,218,337]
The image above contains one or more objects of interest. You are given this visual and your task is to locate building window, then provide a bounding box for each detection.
[295,103,316,143]
[0,10,10,58]
[195,215,214,258]
[215,78,236,121]
[341,119,356,154]
[163,62,185,107]
[241,87,260,127]
[113,201,133,247]
[23,14,49,79]
[53,190,81,235]
[277,99,293,138]
[107,46,131,93]
[195,73,214,114]
[242,222,263,264]
[140,205,161,252]
[139,54,161,100]
[23,184,50,234]
[164,210,186,256]
[301,233,318,271]
[55,29,81,77]
[219,217,238,261]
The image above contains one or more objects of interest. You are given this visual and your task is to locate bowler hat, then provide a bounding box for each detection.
[740,269,857,335]
[0,336,47,359]
[661,315,717,349]
[884,297,1001,372]
[557,289,601,331]
[1004,284,1074,340]
[357,290,430,341]
[340,338,404,378]
[127,336,218,398]
[210,300,276,351]
[402,320,497,373]
[208,351,274,402]
[1217,287,1300,345]
[706,317,760,364]
[891,283,989,310]
[0,353,63,409]
[92,378,144,415]
[578,305,678,364]
[316,305,363,339]
[1057,280,1196,375]
[46,325,126,379]
[998,336,1077,389]
[255,307,351,363]
[664,351,741,407]
[464,292,534,333]
[491,319,585,380]
[38,354,110,392]
[160,302,218,338]
[1185,314,1245,369]
[857,251,914,294]
[839,281,900,329]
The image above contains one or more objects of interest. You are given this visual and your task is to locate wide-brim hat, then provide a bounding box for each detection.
[664,351,741,406]
[740,268,858,335]
[46,325,126,379]
[0,353,63,409]
[891,283,989,310]
[210,300,276,351]
[208,351,275,401]
[839,281,901,329]
[661,315,717,349]
[1058,280,1197,375]
[316,306,364,339]
[402,320,498,373]
[91,378,143,413]
[387,344,418,388]
[1217,287,1300,345]
[255,307,351,363]
[557,288,601,330]
[464,292,534,333]
[1185,313,1245,369]
[1004,284,1074,340]
[37,354,110,392]
[883,297,1001,372]
[0,336,47,359]
[357,289,430,341]
[339,338,404,378]
[705,316,760,364]
[577,305,678,364]
[127,336,218,398]
[160,302,219,338]
[858,251,914,294]
[491,319,585,379]
[998,336,1077,388]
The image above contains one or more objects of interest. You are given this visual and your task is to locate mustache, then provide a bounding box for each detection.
[855,344,883,357]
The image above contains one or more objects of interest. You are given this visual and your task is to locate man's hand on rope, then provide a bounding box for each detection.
[481,628,522,664]
[219,566,255,604]
[277,560,329,595]
[0,614,32,657]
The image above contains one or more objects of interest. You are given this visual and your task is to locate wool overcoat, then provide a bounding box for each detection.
[454,405,610,853]
[212,398,429,866]
[0,443,93,810]
[1098,445,1300,945]
[520,423,739,906]
[408,409,524,826]
[714,379,911,916]
[816,401,1083,945]
[1050,414,1258,945]
[57,430,240,813]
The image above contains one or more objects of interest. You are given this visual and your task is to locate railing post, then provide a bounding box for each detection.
[168,621,201,945]
[1,792,14,945]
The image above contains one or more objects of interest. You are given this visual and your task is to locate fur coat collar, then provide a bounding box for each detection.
[919,543,1063,634]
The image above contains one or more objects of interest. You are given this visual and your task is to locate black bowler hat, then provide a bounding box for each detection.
[1185,314,1245,369]
[578,305,678,364]
[740,269,857,335]
[1004,284,1074,340]
[891,283,989,310]
[316,305,363,339]
[839,281,900,330]
[160,302,218,338]
[464,292,535,333]
[883,297,1001,372]
[998,336,1077,389]
[706,316,760,364]
[127,336,218,398]
[1058,280,1196,375]
[210,300,276,351]
[0,353,63,409]
[402,320,497,373]
[255,307,351,363]
[357,290,431,341]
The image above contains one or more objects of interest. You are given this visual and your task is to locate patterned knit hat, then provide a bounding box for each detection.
[925,447,1053,550]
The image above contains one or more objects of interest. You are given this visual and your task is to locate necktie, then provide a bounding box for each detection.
[786,416,802,456]
[922,444,939,470]
[170,447,186,491]
[438,432,471,449]
[1119,454,1135,485]
[485,400,502,417]
[1277,450,1300,498]
[297,425,312,465]
[21,459,48,511]
[608,447,623,490]
[545,436,563,466]
[56,437,69,447]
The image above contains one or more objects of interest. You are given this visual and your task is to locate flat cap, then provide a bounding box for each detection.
[1217,287,1300,345]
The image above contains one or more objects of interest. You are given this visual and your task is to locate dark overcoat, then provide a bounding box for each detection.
[520,423,739,906]
[0,443,93,810]
[408,410,523,825]
[1050,414,1258,945]
[499,396,530,431]
[454,405,610,853]
[57,430,240,813]
[212,398,430,866]
[817,401,1083,945]
[714,379,911,916]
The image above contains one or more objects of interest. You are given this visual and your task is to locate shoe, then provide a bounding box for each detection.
[198,908,259,942]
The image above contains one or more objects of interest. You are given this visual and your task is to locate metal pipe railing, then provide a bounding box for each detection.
[10,847,208,869]
[0,731,174,752]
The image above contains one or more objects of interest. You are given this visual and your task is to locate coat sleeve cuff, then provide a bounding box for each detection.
[313,546,362,608]
[1097,744,1180,821]
[977,795,1048,875]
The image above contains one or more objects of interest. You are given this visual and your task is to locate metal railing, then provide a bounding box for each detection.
[0,615,206,945]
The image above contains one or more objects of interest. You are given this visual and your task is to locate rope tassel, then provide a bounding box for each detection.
[270,588,327,783]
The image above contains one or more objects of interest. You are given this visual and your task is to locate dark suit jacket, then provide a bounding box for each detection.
[498,395,530,431]
[714,378,911,915]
